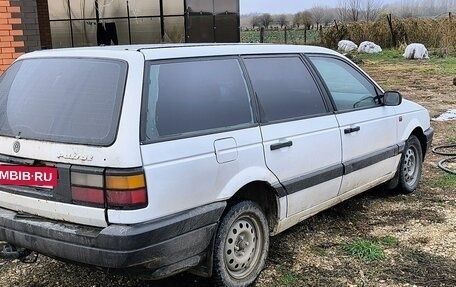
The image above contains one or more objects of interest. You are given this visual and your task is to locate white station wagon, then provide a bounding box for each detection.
[0,44,433,287]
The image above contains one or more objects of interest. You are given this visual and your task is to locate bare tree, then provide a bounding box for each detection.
[338,0,361,21]
[293,11,313,29]
[427,0,436,16]
[250,15,261,29]
[259,13,273,28]
[309,6,326,26]
[364,0,384,21]
[337,0,350,21]
[337,0,456,20]
[387,0,456,18]
[302,11,313,29]
[349,0,361,21]
[398,0,418,18]
[275,14,289,28]
[293,13,302,28]
[323,8,336,25]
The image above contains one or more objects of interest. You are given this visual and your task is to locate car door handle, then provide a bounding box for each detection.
[270,141,293,151]
[344,126,361,134]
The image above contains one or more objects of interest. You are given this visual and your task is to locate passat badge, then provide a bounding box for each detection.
[13,141,20,153]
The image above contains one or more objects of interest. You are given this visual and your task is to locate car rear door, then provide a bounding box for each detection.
[308,55,400,195]
[242,55,342,217]
[138,57,268,222]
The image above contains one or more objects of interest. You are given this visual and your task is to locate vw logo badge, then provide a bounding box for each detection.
[13,141,20,153]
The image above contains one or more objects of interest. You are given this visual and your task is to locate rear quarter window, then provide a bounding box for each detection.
[142,58,254,142]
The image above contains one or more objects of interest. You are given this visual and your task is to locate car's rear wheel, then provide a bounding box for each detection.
[397,135,423,194]
[212,201,269,287]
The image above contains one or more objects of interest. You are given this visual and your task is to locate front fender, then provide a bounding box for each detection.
[396,100,431,142]
[399,117,424,142]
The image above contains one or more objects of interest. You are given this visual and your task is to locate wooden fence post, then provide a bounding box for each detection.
[284,27,287,44]
[387,14,397,47]
[304,28,307,44]
[260,27,264,43]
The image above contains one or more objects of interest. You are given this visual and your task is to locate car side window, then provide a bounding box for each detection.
[309,56,379,111]
[243,56,327,123]
[143,58,254,141]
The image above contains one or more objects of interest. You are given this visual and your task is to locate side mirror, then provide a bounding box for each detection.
[383,91,402,106]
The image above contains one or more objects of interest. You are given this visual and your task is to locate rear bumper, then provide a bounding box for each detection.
[0,202,225,273]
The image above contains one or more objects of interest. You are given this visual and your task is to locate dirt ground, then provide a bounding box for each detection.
[0,56,455,287]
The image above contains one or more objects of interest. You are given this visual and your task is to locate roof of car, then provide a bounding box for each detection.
[21,43,342,61]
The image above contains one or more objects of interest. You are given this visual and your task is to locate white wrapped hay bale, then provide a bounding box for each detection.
[338,40,358,52]
[433,110,456,121]
[358,41,382,53]
[403,43,429,59]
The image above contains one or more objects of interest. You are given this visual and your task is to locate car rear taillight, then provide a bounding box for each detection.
[106,174,147,207]
[71,186,105,205]
[70,168,147,209]
[71,171,104,207]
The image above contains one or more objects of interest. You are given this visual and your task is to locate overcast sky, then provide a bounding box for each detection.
[240,0,397,14]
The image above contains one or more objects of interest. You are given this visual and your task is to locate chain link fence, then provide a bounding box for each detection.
[241,28,323,45]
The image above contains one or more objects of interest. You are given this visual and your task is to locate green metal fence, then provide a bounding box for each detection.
[241,28,322,45]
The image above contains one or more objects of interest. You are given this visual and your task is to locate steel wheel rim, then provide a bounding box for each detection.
[224,214,263,279]
[403,146,419,186]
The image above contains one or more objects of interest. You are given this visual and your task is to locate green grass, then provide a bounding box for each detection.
[449,125,456,143]
[354,49,456,75]
[450,136,456,144]
[430,173,456,188]
[343,239,386,261]
[356,49,405,63]
[431,56,456,75]
[378,235,399,247]
[279,273,298,286]
[382,77,407,86]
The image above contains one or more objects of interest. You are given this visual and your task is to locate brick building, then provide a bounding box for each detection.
[0,0,240,73]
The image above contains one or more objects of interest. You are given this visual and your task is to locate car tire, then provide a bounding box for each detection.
[212,201,269,287]
[397,135,423,194]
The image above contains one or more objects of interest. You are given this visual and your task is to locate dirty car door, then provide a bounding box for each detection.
[243,55,343,216]
[309,55,399,195]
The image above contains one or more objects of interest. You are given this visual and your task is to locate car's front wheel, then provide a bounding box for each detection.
[212,201,269,287]
[398,135,423,193]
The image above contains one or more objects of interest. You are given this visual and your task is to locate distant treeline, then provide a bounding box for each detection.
[241,0,456,29]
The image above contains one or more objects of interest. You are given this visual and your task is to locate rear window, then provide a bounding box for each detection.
[142,58,254,142]
[0,58,127,146]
